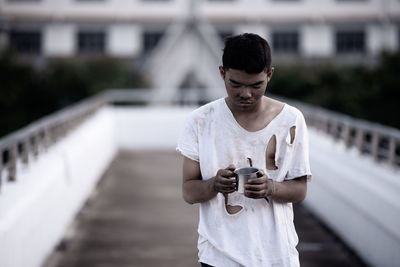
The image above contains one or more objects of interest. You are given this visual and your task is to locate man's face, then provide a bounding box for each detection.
[220,66,273,112]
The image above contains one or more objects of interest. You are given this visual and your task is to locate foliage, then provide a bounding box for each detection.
[1,50,399,138]
[0,50,150,138]
[268,52,400,129]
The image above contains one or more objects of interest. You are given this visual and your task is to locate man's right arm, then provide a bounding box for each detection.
[182,157,236,204]
[182,157,217,204]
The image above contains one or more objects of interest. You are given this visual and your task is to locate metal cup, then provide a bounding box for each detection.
[234,167,259,194]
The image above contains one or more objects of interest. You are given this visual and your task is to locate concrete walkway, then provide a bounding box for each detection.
[44,151,367,267]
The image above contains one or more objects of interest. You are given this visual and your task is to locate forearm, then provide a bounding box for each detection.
[183,177,218,204]
[270,176,307,203]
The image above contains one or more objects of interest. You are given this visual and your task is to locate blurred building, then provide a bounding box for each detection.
[1,0,399,58]
[1,0,399,95]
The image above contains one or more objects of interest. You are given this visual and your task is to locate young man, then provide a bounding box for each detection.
[177,33,311,267]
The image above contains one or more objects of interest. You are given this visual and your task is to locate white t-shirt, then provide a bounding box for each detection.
[177,98,312,267]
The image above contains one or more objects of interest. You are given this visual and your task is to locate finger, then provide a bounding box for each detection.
[220,169,235,178]
[221,189,236,194]
[247,176,267,184]
[222,185,236,191]
[218,177,237,185]
[215,178,236,187]
[245,184,265,192]
[216,183,236,193]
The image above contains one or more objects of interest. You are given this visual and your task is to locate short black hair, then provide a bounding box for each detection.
[222,33,271,74]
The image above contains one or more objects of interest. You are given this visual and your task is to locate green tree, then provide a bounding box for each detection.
[0,51,150,138]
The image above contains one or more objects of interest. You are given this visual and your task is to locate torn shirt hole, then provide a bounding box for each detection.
[224,194,243,215]
[290,126,296,145]
[226,205,243,215]
[266,135,278,170]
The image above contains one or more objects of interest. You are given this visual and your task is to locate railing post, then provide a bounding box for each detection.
[32,134,39,158]
[331,120,339,140]
[8,145,17,182]
[22,138,30,165]
[51,125,57,143]
[341,123,351,147]
[371,132,380,162]
[52,124,59,143]
[304,113,313,128]
[355,129,364,153]
[323,117,329,134]
[44,127,51,151]
[388,137,397,167]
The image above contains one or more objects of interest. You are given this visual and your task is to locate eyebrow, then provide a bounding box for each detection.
[229,79,265,87]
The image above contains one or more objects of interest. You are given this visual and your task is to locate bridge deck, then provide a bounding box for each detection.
[44,151,367,267]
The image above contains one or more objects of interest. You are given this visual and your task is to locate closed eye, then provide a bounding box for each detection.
[229,81,242,88]
[229,78,265,88]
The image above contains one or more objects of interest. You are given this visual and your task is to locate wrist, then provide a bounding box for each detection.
[266,179,276,198]
[210,176,218,194]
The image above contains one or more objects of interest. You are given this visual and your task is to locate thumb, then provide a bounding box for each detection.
[257,169,267,178]
[226,164,236,171]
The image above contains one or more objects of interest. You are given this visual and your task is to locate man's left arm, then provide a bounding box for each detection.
[245,171,307,203]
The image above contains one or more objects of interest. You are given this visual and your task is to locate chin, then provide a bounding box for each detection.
[237,103,255,110]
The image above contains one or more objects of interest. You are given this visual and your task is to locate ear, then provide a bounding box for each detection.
[267,67,274,82]
[219,66,225,80]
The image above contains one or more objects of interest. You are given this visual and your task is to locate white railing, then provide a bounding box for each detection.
[0,93,108,190]
[1,89,399,192]
[301,103,400,167]
[274,96,400,169]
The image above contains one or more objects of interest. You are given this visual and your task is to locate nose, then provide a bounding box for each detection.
[239,87,252,99]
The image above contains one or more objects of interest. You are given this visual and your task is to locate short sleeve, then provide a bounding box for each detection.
[176,114,199,162]
[286,112,312,180]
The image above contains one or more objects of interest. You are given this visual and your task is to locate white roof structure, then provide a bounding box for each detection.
[143,0,226,104]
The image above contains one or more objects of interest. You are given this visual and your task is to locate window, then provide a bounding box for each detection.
[9,30,41,54]
[336,0,367,2]
[6,0,40,2]
[77,31,105,54]
[143,31,164,53]
[336,30,365,54]
[272,30,299,53]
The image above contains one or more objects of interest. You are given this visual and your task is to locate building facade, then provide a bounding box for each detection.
[1,0,399,60]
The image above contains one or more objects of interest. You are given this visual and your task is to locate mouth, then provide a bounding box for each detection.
[238,101,253,107]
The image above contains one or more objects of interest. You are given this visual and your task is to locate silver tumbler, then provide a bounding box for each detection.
[234,167,259,194]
